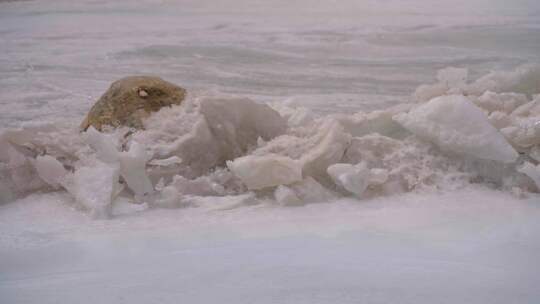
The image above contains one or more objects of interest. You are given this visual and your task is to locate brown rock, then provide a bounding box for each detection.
[81,76,186,131]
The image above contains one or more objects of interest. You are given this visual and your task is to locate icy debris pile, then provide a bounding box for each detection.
[1,65,540,217]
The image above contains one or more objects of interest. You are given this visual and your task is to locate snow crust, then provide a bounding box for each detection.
[1,66,540,216]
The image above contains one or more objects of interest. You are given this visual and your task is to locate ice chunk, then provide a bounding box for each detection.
[342,134,403,167]
[327,163,370,197]
[5,144,46,194]
[511,97,540,117]
[393,95,518,163]
[227,154,302,190]
[152,185,183,208]
[133,96,286,178]
[33,155,68,189]
[71,161,120,219]
[500,119,540,148]
[133,101,219,177]
[300,120,351,184]
[148,156,182,166]
[370,168,389,185]
[488,111,512,130]
[274,185,302,206]
[529,146,540,163]
[199,97,287,160]
[169,174,226,196]
[414,83,448,103]
[413,67,468,103]
[118,141,153,197]
[518,162,540,190]
[289,177,336,203]
[85,129,153,197]
[84,127,119,163]
[467,65,540,96]
[326,163,388,197]
[334,104,412,139]
[145,115,222,178]
[475,91,529,115]
[269,102,315,127]
[0,123,58,159]
[7,143,27,167]
[288,107,315,127]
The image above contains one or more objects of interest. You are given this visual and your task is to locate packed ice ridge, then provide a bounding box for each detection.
[1,65,540,217]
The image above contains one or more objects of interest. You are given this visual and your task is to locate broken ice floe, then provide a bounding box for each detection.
[1,65,540,217]
[393,95,519,163]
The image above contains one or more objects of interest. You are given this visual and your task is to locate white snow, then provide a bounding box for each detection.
[1,188,540,304]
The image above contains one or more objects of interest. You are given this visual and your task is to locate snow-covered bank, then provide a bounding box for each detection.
[1,187,539,303]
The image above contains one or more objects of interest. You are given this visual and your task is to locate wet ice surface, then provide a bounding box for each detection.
[2,0,540,303]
